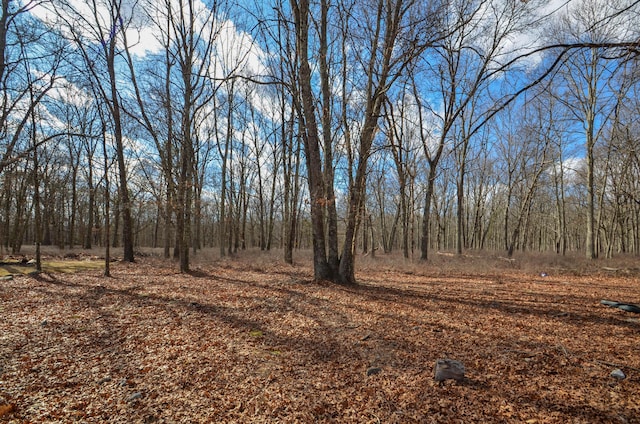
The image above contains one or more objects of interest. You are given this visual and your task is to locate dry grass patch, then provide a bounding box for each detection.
[0,261,104,277]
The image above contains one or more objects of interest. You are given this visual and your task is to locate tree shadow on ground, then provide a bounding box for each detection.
[4,265,636,422]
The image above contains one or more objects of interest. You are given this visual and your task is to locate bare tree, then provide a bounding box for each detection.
[414,0,546,257]
[167,0,233,271]
[258,0,304,263]
[288,0,332,279]
[121,0,178,259]
[505,100,553,257]
[130,0,246,270]
[382,87,420,259]
[100,119,112,276]
[52,0,137,262]
[1,0,64,175]
[290,0,438,284]
[550,0,636,258]
[217,80,234,257]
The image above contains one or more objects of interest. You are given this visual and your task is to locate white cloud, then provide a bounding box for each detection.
[547,156,584,185]
[30,0,266,65]
[124,24,163,57]
[46,75,92,108]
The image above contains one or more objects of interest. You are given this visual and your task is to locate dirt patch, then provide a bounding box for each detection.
[0,254,638,422]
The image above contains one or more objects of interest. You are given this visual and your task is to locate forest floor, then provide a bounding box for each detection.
[0,249,639,423]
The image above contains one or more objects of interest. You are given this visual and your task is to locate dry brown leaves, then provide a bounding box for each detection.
[0,254,639,423]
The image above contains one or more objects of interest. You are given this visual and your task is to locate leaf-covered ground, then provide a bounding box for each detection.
[0,252,639,423]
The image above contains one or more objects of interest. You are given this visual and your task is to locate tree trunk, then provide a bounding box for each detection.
[31,105,42,272]
[420,168,437,260]
[585,118,597,259]
[68,163,78,249]
[83,161,95,249]
[369,214,376,258]
[104,36,134,262]
[177,73,194,272]
[456,172,465,256]
[319,0,339,272]
[218,84,234,258]
[291,0,333,280]
[100,122,111,277]
[338,111,379,285]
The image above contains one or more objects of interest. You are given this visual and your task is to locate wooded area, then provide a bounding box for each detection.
[1,0,640,282]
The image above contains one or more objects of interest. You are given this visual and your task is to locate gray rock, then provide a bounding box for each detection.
[601,300,640,313]
[617,304,640,314]
[434,358,465,382]
[366,367,382,376]
[128,392,143,402]
[610,369,626,380]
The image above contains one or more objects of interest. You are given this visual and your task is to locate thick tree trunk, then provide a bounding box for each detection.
[291,0,333,280]
[177,72,194,272]
[319,0,339,272]
[420,167,437,260]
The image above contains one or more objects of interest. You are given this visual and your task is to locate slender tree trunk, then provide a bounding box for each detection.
[338,110,379,284]
[256,154,266,250]
[389,202,401,252]
[101,122,111,277]
[107,36,135,262]
[219,84,234,258]
[507,143,549,257]
[285,132,301,264]
[153,201,160,249]
[338,164,366,284]
[337,0,405,284]
[84,160,95,249]
[163,75,174,259]
[31,102,42,272]
[283,126,294,263]
[369,214,376,258]
[585,123,597,259]
[68,164,78,249]
[385,98,411,258]
[456,172,465,255]
[112,195,120,248]
[362,204,369,255]
[266,156,278,251]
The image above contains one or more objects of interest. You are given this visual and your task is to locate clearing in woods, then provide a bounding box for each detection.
[0,249,638,422]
